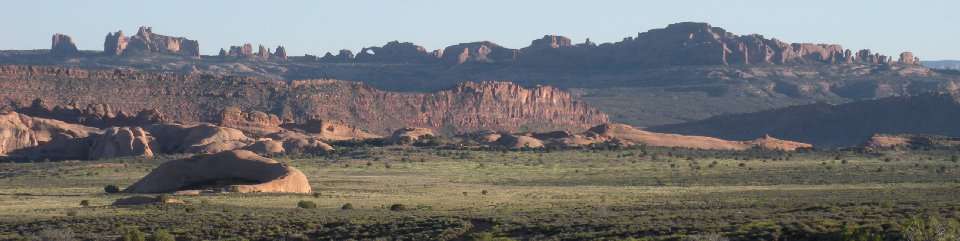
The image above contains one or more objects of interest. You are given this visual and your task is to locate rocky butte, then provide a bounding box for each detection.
[104,26,200,57]
[49,33,79,55]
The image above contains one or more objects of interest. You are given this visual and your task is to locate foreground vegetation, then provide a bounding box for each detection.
[1,143,959,240]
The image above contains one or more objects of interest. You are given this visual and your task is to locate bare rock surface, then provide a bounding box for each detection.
[104,26,199,57]
[0,112,99,158]
[486,123,811,150]
[50,33,79,55]
[124,150,311,193]
[88,127,156,159]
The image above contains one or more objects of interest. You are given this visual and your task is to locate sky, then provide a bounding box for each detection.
[2,0,958,60]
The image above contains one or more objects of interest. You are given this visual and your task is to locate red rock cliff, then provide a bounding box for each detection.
[0,65,609,134]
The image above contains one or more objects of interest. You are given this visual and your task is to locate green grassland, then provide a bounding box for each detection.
[1,144,959,240]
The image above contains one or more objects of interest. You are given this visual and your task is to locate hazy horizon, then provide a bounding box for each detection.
[2,0,958,60]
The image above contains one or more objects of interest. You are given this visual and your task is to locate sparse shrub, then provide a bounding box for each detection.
[146,231,175,241]
[297,200,317,209]
[390,203,407,211]
[79,200,90,207]
[155,194,170,203]
[682,233,729,241]
[36,228,77,241]
[841,159,849,165]
[482,190,488,195]
[900,217,960,241]
[120,229,146,241]
[341,203,354,210]
[313,192,322,198]
[104,185,120,193]
[738,163,746,167]
[384,163,392,168]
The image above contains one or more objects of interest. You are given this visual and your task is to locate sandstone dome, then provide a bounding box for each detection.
[124,150,310,193]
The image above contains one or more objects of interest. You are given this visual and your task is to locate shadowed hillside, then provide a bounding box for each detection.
[648,92,960,147]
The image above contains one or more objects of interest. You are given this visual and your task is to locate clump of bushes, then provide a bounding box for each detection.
[146,230,175,241]
[120,229,146,241]
[342,203,354,210]
[297,200,318,209]
[390,204,407,211]
[104,185,120,193]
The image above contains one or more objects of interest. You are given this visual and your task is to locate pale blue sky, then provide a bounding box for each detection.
[2,0,958,60]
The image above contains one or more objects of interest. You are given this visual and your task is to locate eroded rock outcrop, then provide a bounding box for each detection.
[480,123,810,150]
[0,112,100,159]
[124,150,311,193]
[441,41,519,64]
[224,44,254,58]
[50,33,79,55]
[13,98,168,128]
[103,27,199,57]
[214,107,284,135]
[355,41,441,63]
[274,46,287,59]
[88,127,156,159]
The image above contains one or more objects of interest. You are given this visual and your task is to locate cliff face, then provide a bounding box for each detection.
[648,92,960,147]
[0,65,608,134]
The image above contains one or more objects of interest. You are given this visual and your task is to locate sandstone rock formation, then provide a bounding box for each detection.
[386,127,435,144]
[494,134,544,148]
[225,44,254,58]
[0,112,99,158]
[481,123,810,150]
[50,33,79,55]
[103,27,199,57]
[214,107,284,135]
[274,46,287,59]
[440,41,519,64]
[242,140,284,153]
[857,134,960,150]
[281,138,333,154]
[898,52,921,65]
[314,22,919,68]
[144,123,251,154]
[256,45,270,59]
[124,150,311,193]
[355,41,441,63]
[858,134,911,148]
[88,127,156,159]
[0,66,609,135]
[320,49,355,62]
[287,118,380,140]
[13,98,168,128]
